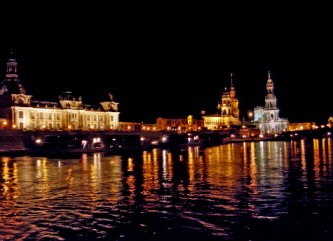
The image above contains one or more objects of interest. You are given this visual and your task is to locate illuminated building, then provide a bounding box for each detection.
[0,51,120,131]
[118,122,157,132]
[253,71,289,135]
[156,115,203,132]
[202,73,241,130]
[288,122,316,131]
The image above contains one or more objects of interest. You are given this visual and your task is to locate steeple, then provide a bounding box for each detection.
[230,72,236,98]
[6,49,19,79]
[266,70,274,95]
[265,71,277,109]
[0,49,26,95]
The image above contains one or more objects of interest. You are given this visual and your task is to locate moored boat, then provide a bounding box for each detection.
[24,133,107,156]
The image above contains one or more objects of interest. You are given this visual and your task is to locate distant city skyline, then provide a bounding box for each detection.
[0,47,331,125]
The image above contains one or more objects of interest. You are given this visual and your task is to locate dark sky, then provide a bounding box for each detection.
[1,5,332,124]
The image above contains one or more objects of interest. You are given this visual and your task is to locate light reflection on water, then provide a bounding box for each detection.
[1,139,333,240]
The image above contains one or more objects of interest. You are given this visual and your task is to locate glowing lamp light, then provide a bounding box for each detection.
[151,140,159,145]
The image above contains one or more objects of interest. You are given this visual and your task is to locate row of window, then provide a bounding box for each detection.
[18,110,115,122]
[14,108,117,130]
[17,122,107,130]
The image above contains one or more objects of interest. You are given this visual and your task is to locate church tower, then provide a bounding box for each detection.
[229,73,240,120]
[221,87,231,117]
[0,50,31,108]
[265,71,277,110]
[203,73,241,130]
[253,71,289,134]
[0,49,26,95]
[263,71,280,121]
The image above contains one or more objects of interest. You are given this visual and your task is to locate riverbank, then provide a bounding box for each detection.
[0,130,28,155]
[1,128,332,156]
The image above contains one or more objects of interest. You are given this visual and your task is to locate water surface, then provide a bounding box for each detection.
[1,138,333,240]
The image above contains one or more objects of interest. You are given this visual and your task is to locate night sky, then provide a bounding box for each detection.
[1,5,332,125]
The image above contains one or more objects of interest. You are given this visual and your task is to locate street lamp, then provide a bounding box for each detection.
[248,111,253,121]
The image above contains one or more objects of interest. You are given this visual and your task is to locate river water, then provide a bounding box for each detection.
[1,138,333,241]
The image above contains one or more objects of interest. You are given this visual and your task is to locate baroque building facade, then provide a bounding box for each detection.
[0,52,120,131]
[252,71,288,134]
[202,73,241,130]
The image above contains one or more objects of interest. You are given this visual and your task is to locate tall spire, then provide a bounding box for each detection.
[230,72,235,98]
[265,70,277,109]
[267,70,273,83]
[230,72,234,87]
